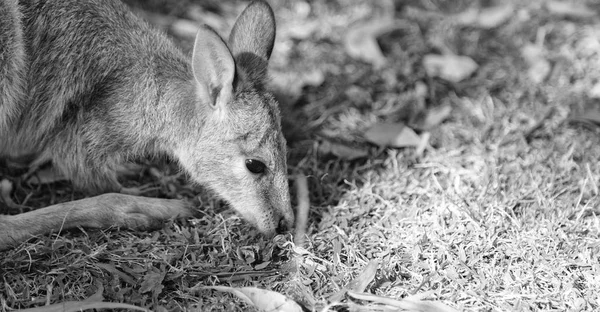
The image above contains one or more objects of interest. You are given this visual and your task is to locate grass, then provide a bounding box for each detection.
[2,0,600,311]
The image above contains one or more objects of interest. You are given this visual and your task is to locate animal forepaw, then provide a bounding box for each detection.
[95,193,194,230]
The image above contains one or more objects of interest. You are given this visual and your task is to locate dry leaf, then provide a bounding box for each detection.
[546,1,597,19]
[527,59,551,84]
[364,122,421,148]
[19,285,149,312]
[318,140,369,160]
[201,286,303,312]
[348,260,379,292]
[475,4,514,28]
[521,44,545,64]
[280,278,317,311]
[569,110,600,127]
[270,69,325,106]
[423,54,478,83]
[521,44,550,84]
[344,17,395,69]
[330,259,380,302]
[140,270,166,295]
[254,261,270,270]
[19,302,150,312]
[347,290,459,312]
[419,104,453,130]
[455,4,514,28]
[588,82,600,99]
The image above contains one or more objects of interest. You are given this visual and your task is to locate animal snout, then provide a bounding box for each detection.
[277,215,292,234]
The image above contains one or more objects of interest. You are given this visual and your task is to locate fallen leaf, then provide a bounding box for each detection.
[280,278,317,311]
[422,54,478,83]
[270,68,325,106]
[418,104,453,130]
[588,82,600,99]
[527,60,551,84]
[414,81,428,98]
[318,140,369,160]
[455,4,515,28]
[344,17,395,69]
[546,1,597,19]
[364,122,421,148]
[476,4,515,28]
[521,43,543,61]
[254,261,271,270]
[569,110,600,127]
[347,290,459,312]
[348,260,379,292]
[201,286,303,312]
[140,270,166,295]
[521,44,550,84]
[19,302,150,312]
[19,285,149,312]
[330,260,379,302]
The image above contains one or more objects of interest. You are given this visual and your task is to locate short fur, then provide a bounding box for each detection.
[0,0,294,250]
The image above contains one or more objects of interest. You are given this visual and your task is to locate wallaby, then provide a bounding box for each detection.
[0,0,294,250]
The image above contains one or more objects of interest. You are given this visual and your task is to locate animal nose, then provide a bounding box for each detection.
[277,216,291,234]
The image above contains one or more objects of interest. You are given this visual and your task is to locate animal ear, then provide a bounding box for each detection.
[228,1,275,75]
[192,25,235,110]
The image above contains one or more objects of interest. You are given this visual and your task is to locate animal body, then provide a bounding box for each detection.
[0,0,294,250]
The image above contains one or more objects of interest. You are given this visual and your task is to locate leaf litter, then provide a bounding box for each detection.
[454,3,515,29]
[195,286,303,312]
[343,0,396,69]
[17,284,149,312]
[3,0,600,311]
[317,140,369,160]
[422,54,478,83]
[344,17,395,70]
[364,122,421,148]
[545,1,597,19]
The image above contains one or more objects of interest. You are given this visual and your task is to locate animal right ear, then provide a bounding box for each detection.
[191,25,235,112]
[228,0,275,81]
[228,0,276,61]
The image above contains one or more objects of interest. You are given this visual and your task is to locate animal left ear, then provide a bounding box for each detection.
[191,25,236,111]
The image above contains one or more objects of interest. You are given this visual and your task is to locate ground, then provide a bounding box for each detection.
[1,0,600,311]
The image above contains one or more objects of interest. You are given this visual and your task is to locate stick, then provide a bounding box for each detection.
[293,174,310,246]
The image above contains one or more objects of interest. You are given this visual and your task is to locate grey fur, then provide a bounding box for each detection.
[0,0,294,249]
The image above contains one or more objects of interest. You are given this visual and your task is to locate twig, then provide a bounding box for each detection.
[294,174,310,246]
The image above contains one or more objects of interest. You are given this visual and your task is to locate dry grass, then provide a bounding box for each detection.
[2,0,600,311]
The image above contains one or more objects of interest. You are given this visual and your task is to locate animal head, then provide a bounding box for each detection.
[173,1,294,235]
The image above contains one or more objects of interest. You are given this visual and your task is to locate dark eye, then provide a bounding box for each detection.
[245,159,266,174]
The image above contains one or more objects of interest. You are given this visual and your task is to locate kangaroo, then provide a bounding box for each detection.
[0,0,294,250]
